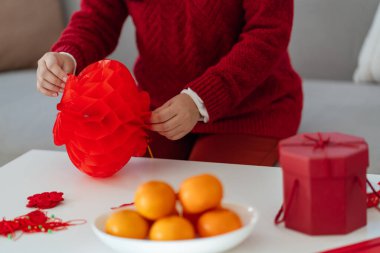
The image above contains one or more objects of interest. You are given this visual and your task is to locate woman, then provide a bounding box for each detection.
[36,0,303,166]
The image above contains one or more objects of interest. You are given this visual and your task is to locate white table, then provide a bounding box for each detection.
[1,150,380,253]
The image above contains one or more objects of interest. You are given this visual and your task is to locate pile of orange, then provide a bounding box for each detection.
[104,174,242,240]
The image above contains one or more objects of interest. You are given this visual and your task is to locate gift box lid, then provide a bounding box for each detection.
[279,132,369,178]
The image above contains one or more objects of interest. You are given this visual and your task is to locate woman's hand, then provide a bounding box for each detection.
[36,52,75,97]
[149,93,201,140]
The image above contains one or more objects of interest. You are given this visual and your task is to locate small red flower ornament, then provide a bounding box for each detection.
[53,60,151,177]
[367,192,380,208]
[26,192,64,209]
[25,210,48,224]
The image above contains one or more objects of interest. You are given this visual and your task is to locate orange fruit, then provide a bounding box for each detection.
[179,174,223,214]
[149,216,195,240]
[134,181,176,220]
[197,209,242,237]
[145,206,180,226]
[104,210,149,239]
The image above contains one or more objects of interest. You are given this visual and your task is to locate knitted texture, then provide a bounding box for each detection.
[52,0,303,139]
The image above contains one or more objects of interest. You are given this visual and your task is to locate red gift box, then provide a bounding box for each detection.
[277,132,369,235]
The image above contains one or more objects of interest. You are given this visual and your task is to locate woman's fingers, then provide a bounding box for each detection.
[149,94,200,140]
[44,55,68,82]
[38,64,65,89]
[36,52,75,97]
[153,115,187,141]
[37,85,58,97]
[37,63,63,94]
[150,106,176,124]
[150,115,180,133]
[150,108,185,140]
[38,79,62,93]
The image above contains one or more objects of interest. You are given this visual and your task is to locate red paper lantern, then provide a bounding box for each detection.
[53,60,150,177]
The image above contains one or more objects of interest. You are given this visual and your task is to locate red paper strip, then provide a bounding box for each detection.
[321,237,380,253]
[110,202,134,210]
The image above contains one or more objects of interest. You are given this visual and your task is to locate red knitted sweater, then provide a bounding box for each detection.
[52,0,303,139]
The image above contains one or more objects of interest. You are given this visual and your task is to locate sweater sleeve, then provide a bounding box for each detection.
[52,0,128,73]
[186,0,294,122]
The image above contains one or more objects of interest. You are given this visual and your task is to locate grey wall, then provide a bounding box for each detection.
[60,0,380,81]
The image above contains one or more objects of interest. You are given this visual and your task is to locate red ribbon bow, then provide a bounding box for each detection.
[302,132,365,150]
[304,132,331,149]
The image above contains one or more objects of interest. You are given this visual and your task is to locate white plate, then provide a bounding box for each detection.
[92,203,258,253]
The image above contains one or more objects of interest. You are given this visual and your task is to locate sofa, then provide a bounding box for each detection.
[1,0,379,173]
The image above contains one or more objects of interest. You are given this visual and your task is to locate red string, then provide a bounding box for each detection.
[275,180,299,225]
[366,179,380,199]
[365,179,380,210]
[110,202,134,210]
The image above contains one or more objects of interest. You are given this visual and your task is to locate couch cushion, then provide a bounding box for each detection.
[290,0,380,80]
[0,70,62,166]
[300,79,380,173]
[0,0,64,72]
[353,3,380,83]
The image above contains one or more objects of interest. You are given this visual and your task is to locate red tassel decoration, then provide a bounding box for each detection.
[0,210,85,240]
